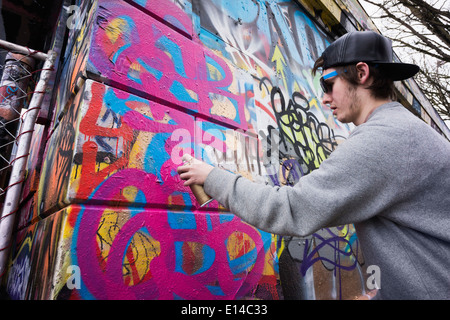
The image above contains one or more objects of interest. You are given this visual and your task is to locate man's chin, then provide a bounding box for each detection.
[335,114,349,123]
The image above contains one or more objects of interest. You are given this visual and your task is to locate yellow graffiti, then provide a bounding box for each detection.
[105,18,130,44]
[226,231,256,273]
[96,209,161,285]
[271,45,288,91]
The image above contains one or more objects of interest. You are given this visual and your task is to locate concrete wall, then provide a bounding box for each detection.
[3,0,425,300]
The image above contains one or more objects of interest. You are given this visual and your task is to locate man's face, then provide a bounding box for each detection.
[321,68,362,125]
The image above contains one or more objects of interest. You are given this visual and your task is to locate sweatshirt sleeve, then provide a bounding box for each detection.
[203,123,408,237]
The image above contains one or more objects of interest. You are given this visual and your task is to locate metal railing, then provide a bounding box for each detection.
[0,39,56,280]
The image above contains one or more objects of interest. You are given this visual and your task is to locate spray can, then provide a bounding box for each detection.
[183,157,213,207]
[189,183,213,207]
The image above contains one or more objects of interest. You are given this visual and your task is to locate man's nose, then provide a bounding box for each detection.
[321,92,332,105]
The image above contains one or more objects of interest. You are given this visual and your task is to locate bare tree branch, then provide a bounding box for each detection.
[361,0,450,121]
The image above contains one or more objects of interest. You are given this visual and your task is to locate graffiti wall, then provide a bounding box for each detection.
[5,0,371,300]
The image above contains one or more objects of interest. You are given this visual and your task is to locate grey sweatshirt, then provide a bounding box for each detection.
[204,102,450,300]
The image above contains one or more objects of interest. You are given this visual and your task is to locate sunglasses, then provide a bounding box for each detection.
[320,69,346,93]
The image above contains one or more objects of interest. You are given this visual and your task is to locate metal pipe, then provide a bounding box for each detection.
[0,39,48,62]
[0,50,57,281]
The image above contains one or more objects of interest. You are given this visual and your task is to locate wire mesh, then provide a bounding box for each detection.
[0,43,55,279]
[0,49,38,201]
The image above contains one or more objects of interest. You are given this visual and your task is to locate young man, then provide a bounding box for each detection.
[177,31,450,299]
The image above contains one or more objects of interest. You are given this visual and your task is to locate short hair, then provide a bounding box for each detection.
[312,56,397,101]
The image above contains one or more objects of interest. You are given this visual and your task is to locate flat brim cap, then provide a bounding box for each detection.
[322,31,420,81]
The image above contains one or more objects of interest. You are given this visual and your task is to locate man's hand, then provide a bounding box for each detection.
[354,289,378,300]
[177,154,214,186]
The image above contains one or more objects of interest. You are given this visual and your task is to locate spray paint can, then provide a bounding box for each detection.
[189,183,213,207]
[182,156,213,207]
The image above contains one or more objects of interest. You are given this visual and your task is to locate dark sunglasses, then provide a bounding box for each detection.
[320,69,346,93]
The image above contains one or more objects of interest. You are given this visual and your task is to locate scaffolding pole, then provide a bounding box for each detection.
[0,44,56,281]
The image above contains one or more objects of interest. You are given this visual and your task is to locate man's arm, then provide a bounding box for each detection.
[179,125,407,237]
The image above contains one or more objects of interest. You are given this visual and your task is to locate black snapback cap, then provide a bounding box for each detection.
[322,31,420,81]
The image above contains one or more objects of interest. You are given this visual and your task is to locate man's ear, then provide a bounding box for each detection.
[356,62,371,85]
